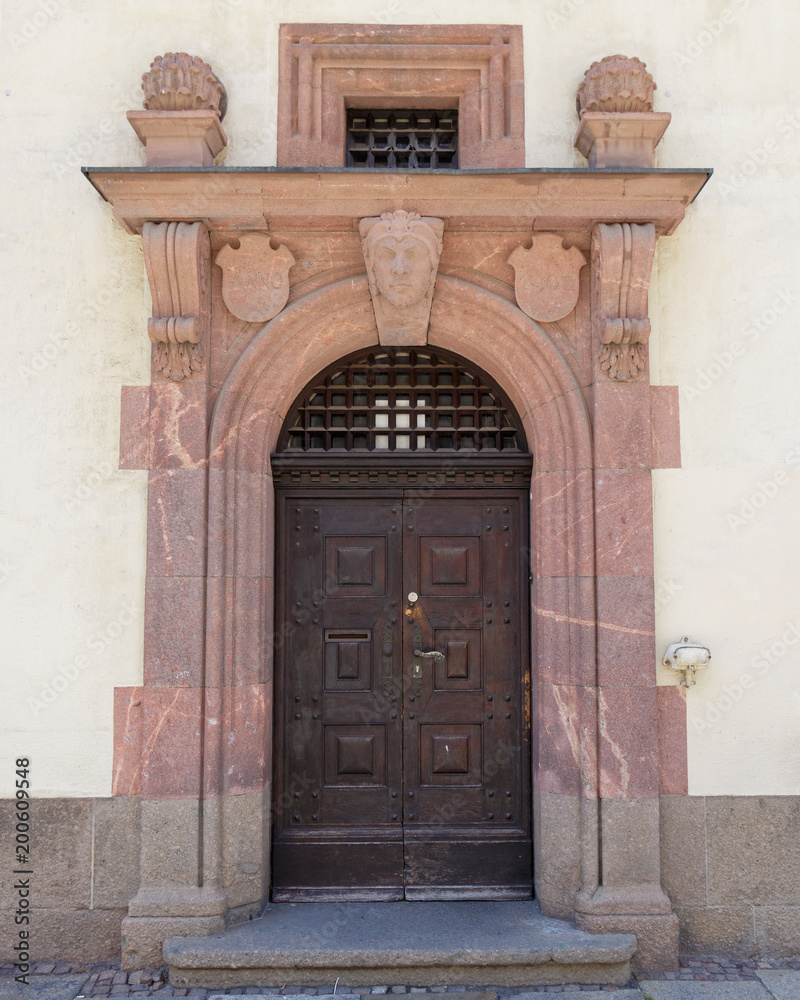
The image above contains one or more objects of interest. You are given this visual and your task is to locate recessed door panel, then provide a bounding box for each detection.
[325,536,388,596]
[401,496,531,898]
[432,629,482,690]
[272,498,403,901]
[419,535,481,596]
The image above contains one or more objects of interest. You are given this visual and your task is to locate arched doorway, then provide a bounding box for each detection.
[270,347,533,901]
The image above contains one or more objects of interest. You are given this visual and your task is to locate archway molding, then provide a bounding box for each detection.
[201,273,598,921]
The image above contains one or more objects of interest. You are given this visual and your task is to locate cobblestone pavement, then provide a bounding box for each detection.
[2,959,800,995]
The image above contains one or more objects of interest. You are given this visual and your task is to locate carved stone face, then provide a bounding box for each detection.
[371,236,431,308]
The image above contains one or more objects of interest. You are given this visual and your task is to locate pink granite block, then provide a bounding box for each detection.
[150,381,208,469]
[533,469,595,578]
[535,575,597,686]
[112,686,143,796]
[146,469,207,577]
[598,684,659,798]
[658,685,688,795]
[651,384,681,469]
[143,576,206,687]
[536,681,582,796]
[140,686,203,799]
[120,386,151,470]
[593,379,653,470]
[594,468,654,576]
[596,575,656,687]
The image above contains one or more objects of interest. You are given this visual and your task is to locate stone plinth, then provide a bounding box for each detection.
[575,112,672,168]
[127,110,227,167]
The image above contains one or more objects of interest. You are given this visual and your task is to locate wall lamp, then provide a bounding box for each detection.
[663,636,711,688]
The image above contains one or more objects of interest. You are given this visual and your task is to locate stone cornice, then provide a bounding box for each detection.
[82,167,711,237]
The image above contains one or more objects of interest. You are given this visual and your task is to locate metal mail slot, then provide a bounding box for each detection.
[324,629,371,642]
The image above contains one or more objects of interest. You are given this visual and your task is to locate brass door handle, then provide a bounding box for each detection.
[413,649,445,661]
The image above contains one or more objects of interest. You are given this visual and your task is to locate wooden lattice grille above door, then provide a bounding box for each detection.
[278,349,526,454]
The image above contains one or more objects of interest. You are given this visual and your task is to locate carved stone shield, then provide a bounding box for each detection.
[216,233,296,323]
[508,234,586,323]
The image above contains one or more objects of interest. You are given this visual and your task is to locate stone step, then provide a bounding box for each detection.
[163,901,637,988]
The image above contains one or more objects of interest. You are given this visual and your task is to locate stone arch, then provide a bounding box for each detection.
[201,273,597,917]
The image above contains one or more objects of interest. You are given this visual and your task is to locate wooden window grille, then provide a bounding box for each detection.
[279,349,525,453]
[346,110,458,169]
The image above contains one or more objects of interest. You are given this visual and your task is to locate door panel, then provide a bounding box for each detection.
[273,489,530,901]
[272,498,404,900]
[401,497,531,898]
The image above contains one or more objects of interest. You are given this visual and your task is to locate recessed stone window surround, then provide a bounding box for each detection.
[277,23,524,168]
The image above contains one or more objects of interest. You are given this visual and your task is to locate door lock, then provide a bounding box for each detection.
[413,648,445,661]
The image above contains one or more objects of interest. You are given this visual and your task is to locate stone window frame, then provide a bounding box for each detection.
[277,23,525,168]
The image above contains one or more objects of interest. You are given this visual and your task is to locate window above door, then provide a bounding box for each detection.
[346,109,459,170]
[277,24,524,169]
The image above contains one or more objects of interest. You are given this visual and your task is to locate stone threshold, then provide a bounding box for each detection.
[163,901,636,989]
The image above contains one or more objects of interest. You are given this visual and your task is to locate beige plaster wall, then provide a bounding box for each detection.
[1,0,797,796]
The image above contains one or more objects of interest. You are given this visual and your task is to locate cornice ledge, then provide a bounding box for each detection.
[82,167,712,238]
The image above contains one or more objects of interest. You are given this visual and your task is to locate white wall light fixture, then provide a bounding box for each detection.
[663,636,711,688]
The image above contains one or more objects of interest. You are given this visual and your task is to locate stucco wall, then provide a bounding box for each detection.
[1,0,798,797]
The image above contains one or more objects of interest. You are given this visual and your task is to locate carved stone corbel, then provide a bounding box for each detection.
[142,221,210,380]
[591,222,655,381]
[359,211,444,346]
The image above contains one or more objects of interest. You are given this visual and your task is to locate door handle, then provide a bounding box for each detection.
[413,649,445,661]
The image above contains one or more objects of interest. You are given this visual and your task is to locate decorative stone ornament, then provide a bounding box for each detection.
[142,221,210,380]
[574,55,671,168]
[216,235,296,323]
[591,222,655,380]
[127,53,227,166]
[142,52,227,117]
[508,235,586,322]
[359,211,444,346]
[577,54,655,114]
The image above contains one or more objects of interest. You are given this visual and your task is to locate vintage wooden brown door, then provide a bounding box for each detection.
[271,349,532,901]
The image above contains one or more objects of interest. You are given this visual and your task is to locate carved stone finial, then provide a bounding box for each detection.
[359,211,444,346]
[142,221,210,380]
[577,54,655,115]
[508,234,586,323]
[574,55,670,168]
[128,54,228,166]
[591,222,655,381]
[142,52,227,119]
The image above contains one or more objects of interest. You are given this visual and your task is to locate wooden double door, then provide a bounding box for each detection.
[272,486,531,900]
